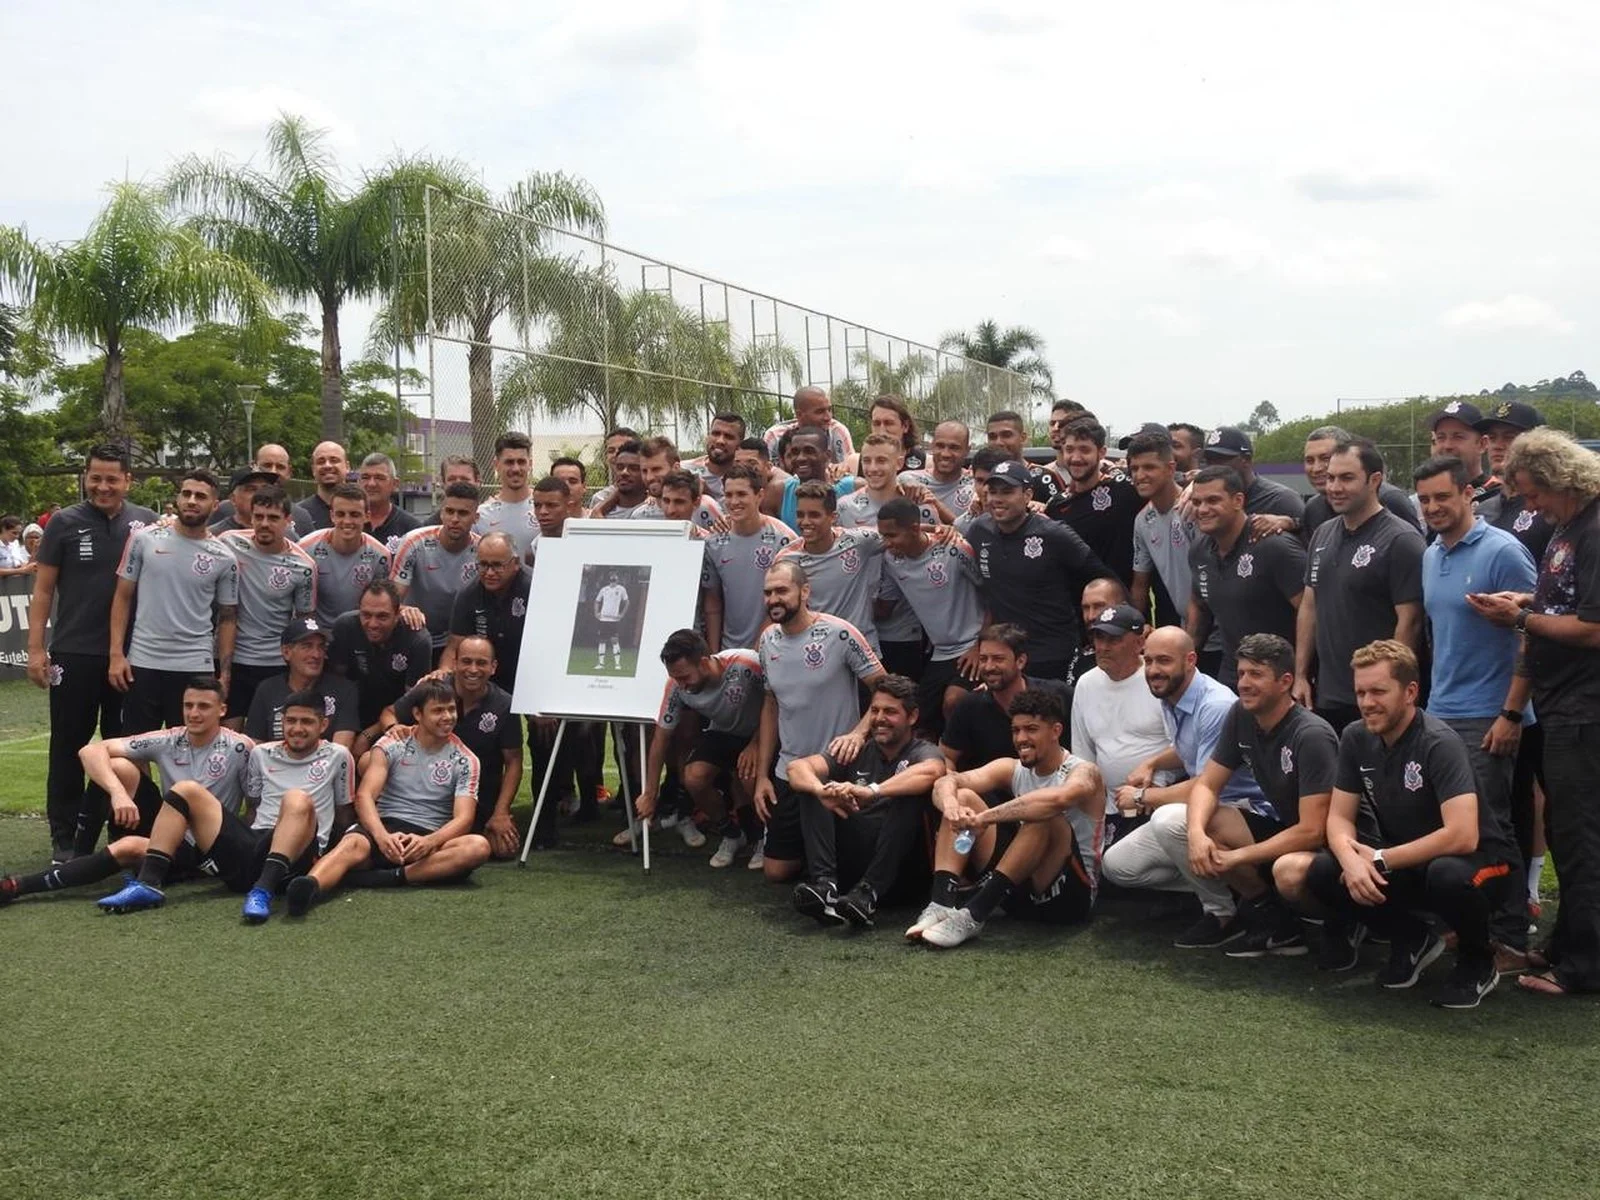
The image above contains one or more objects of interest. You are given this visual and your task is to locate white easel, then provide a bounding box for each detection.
[513,518,699,873]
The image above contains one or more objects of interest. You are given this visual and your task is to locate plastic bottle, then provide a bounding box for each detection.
[954,827,975,854]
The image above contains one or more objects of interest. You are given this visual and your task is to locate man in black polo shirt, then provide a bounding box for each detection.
[1199,426,1305,536]
[1474,401,1553,562]
[327,579,432,758]
[1187,465,1304,689]
[245,617,360,749]
[1045,415,1141,587]
[386,634,523,859]
[27,443,158,862]
[940,624,1072,772]
[1300,425,1422,538]
[784,674,945,929]
[1302,640,1517,1009]
[1185,634,1339,958]
[1294,438,1424,733]
[442,532,529,690]
[965,459,1110,683]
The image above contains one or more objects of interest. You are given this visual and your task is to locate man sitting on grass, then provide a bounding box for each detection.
[782,674,946,929]
[907,690,1104,948]
[284,681,489,916]
[2,677,252,905]
[96,690,354,924]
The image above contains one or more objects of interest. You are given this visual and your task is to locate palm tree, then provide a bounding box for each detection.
[938,320,1055,398]
[374,173,606,469]
[165,112,460,442]
[0,182,268,437]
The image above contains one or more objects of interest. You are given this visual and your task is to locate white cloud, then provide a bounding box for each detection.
[1167,220,1271,274]
[189,87,358,150]
[1140,304,1198,336]
[1040,235,1093,263]
[1439,295,1575,335]
[1292,169,1432,203]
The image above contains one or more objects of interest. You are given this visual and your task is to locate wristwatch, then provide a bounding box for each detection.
[1515,608,1532,633]
[1133,786,1147,814]
[868,782,882,799]
[1499,708,1524,725]
[1372,848,1390,877]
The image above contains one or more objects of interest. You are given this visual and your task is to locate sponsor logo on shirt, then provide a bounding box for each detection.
[461,561,478,584]
[78,532,94,561]
[725,683,745,707]
[205,750,229,779]
[1351,544,1375,569]
[1403,760,1423,791]
[1023,536,1043,559]
[1236,553,1254,579]
[324,694,337,717]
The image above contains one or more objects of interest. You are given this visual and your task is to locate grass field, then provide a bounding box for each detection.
[564,644,642,679]
[2,677,1597,1199]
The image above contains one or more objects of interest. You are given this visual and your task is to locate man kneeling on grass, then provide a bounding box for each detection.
[782,674,946,929]
[907,690,1104,948]
[284,680,489,916]
[97,690,354,923]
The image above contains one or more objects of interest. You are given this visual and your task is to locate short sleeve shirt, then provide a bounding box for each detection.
[117,526,240,671]
[298,529,391,626]
[219,532,317,666]
[1210,702,1338,826]
[35,499,157,655]
[941,677,1073,770]
[763,418,855,464]
[375,732,480,832]
[774,530,887,649]
[1045,475,1142,586]
[703,517,797,650]
[1244,476,1306,522]
[966,513,1110,664]
[368,505,422,555]
[820,736,942,789]
[448,568,532,691]
[123,726,254,811]
[658,649,765,738]
[244,670,362,743]
[244,739,355,850]
[878,536,984,660]
[1132,500,1199,604]
[1190,530,1305,688]
[759,615,883,781]
[1525,497,1600,726]
[394,678,520,806]
[327,612,434,726]
[392,526,480,649]
[473,495,540,562]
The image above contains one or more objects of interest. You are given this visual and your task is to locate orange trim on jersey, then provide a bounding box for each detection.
[1472,862,1511,888]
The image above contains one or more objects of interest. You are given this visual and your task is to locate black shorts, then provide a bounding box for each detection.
[879,639,926,682]
[1242,809,1286,844]
[917,657,977,725]
[990,819,1095,925]
[686,729,752,771]
[226,663,284,723]
[763,777,805,863]
[200,807,316,893]
[344,818,438,867]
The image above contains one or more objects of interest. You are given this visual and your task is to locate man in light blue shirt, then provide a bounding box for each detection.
[1100,621,1266,948]
[1416,454,1537,956]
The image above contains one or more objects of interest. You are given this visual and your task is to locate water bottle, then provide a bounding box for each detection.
[953,827,975,854]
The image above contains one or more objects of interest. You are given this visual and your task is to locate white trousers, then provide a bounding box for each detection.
[1101,802,1236,918]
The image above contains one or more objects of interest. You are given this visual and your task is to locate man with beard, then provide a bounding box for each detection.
[1166,424,1205,476]
[299,484,393,627]
[393,481,482,661]
[775,481,888,651]
[1200,427,1305,537]
[1475,401,1553,561]
[766,427,857,528]
[219,484,317,724]
[1127,428,1198,631]
[941,624,1071,772]
[907,420,976,519]
[588,439,652,519]
[1300,426,1421,538]
[752,561,885,883]
[96,689,355,925]
[908,689,1104,948]
[27,442,157,863]
[245,617,360,750]
[329,579,433,754]
[474,433,540,562]
[763,385,855,465]
[1294,439,1425,733]
[612,437,723,530]
[1100,627,1268,949]
[703,465,797,651]
[209,467,275,536]
[292,441,350,534]
[1046,415,1141,587]
[986,410,1063,506]
[684,411,745,500]
[112,470,239,736]
[785,675,945,929]
[425,457,479,525]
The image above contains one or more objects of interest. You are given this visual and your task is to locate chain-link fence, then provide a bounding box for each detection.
[414,186,1033,476]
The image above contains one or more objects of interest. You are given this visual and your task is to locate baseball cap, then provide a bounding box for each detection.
[229,466,277,492]
[1117,422,1171,451]
[280,616,329,646]
[985,459,1032,489]
[1426,399,1484,430]
[1202,427,1253,459]
[1474,399,1545,433]
[1086,603,1147,637]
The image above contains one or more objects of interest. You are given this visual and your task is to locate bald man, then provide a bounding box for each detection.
[763,386,855,465]
[1099,626,1270,949]
[293,441,351,535]
[213,444,295,527]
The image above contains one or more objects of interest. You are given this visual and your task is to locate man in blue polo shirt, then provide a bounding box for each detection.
[1416,453,1537,964]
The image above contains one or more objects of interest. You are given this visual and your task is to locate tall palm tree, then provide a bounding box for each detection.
[0,182,268,437]
[166,113,458,442]
[938,320,1054,398]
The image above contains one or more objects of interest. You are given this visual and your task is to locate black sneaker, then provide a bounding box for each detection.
[1377,929,1445,989]
[285,875,320,918]
[49,844,74,868]
[835,884,878,930]
[1431,956,1500,1009]
[1316,922,1366,971]
[792,880,845,926]
[1226,913,1308,958]
[1173,912,1247,949]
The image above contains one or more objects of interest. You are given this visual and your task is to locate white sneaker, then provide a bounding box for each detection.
[921,907,984,949]
[709,833,745,868]
[746,835,766,870]
[658,812,680,830]
[904,901,958,941]
[677,819,706,849]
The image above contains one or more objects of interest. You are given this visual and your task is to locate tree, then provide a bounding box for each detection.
[166,113,462,443]
[1239,400,1281,435]
[938,320,1054,398]
[0,182,269,439]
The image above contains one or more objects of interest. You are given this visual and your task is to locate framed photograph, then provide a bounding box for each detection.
[512,522,703,721]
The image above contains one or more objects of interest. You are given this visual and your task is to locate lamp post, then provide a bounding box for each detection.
[237,384,260,461]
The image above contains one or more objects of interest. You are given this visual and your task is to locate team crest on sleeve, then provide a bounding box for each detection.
[1514,509,1534,533]
[840,548,860,575]
[391,653,409,671]
[926,559,948,587]
[1280,745,1293,774]
[478,711,498,733]
[429,760,454,786]
[1091,486,1111,512]
[802,641,826,669]
[1403,760,1423,791]
[268,565,292,590]
[511,597,527,617]
[306,756,329,783]
[1351,544,1375,569]
[1023,536,1043,559]
[353,563,373,586]
[192,552,215,576]
[1236,553,1254,578]
[754,545,776,569]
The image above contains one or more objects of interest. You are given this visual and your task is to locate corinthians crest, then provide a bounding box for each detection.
[1023,536,1043,559]
[1404,760,1423,791]
[1351,544,1375,569]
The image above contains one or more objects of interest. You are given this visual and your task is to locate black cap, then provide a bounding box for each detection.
[1474,399,1545,433]
[985,459,1032,489]
[1086,603,1147,637]
[1117,422,1171,451]
[1426,399,1484,430]
[1202,427,1253,459]
[280,616,330,646]
[229,466,277,492]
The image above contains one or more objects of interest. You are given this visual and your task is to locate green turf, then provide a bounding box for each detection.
[565,644,642,678]
[0,810,1596,1200]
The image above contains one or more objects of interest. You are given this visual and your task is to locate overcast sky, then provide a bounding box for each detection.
[4,0,1596,434]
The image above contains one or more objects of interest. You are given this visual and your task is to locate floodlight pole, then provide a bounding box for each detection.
[237,384,260,459]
